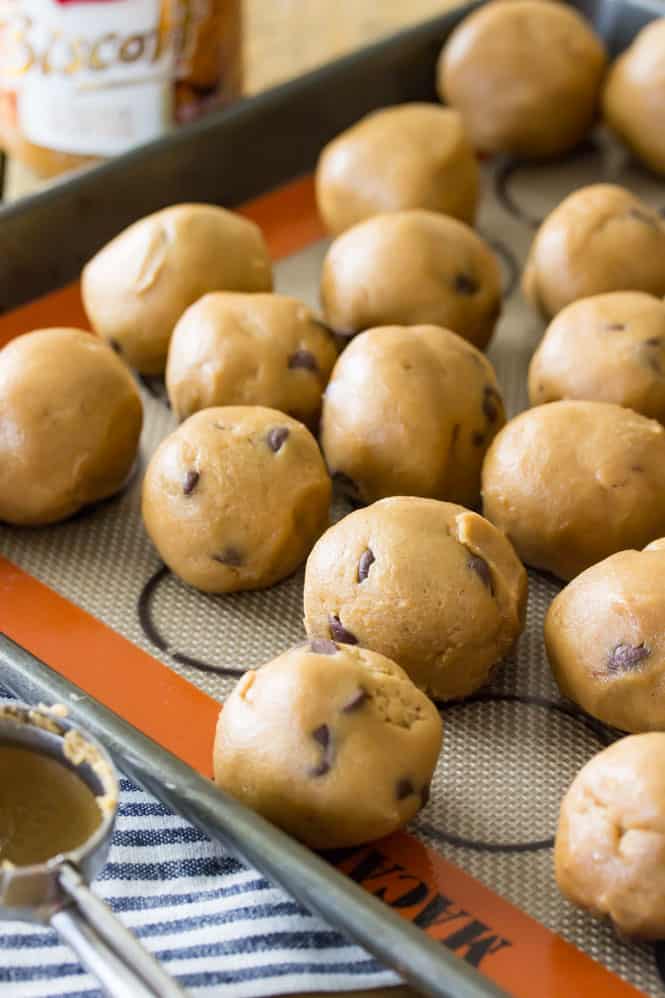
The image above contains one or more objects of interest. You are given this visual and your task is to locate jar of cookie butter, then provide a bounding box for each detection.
[0,0,242,179]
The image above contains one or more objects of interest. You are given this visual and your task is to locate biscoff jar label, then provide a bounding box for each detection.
[1,0,174,156]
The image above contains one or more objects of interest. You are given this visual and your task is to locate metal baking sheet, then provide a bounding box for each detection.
[1,2,664,995]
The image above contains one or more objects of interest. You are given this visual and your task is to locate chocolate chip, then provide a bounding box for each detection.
[451,423,460,446]
[420,783,431,809]
[329,614,358,645]
[342,688,369,713]
[472,431,485,447]
[310,723,333,777]
[357,548,375,583]
[396,778,415,801]
[109,338,122,354]
[212,546,243,567]
[631,464,644,473]
[468,554,494,595]
[607,642,650,673]
[645,336,664,347]
[183,470,200,495]
[454,273,479,295]
[288,349,319,372]
[267,427,289,452]
[605,322,626,332]
[310,638,338,656]
[627,208,660,230]
[482,386,501,424]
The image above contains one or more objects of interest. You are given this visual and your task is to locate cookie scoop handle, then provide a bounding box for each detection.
[51,864,187,998]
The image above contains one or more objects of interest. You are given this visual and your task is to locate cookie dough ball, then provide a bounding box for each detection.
[321,211,502,349]
[321,325,505,507]
[0,328,142,526]
[545,541,665,732]
[522,185,665,319]
[437,0,606,158]
[166,293,337,426]
[556,734,665,939]
[82,204,273,375]
[303,497,527,700]
[213,642,443,849]
[142,406,330,592]
[529,292,665,421]
[315,103,479,235]
[603,19,665,176]
[482,401,665,580]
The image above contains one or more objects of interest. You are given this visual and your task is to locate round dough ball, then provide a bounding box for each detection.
[142,406,331,592]
[315,103,479,235]
[437,0,606,158]
[546,541,665,732]
[0,328,142,526]
[603,19,665,176]
[213,641,443,849]
[303,496,527,700]
[555,733,665,939]
[320,211,502,349]
[522,185,665,319]
[321,325,505,507]
[166,292,337,426]
[482,400,665,580]
[82,204,273,375]
[528,292,665,421]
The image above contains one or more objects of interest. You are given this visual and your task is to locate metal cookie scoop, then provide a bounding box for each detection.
[0,702,187,998]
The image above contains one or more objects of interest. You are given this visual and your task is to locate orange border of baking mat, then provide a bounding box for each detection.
[0,175,644,998]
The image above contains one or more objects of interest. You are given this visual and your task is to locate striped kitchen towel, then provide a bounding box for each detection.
[0,726,399,996]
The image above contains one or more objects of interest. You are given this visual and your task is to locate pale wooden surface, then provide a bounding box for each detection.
[5,2,456,994]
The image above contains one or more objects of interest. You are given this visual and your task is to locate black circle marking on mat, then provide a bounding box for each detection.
[138,564,244,677]
[482,236,519,300]
[494,137,601,229]
[414,692,615,854]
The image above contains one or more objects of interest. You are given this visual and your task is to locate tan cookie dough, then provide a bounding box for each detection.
[556,733,665,939]
[166,292,337,426]
[522,185,665,319]
[321,325,505,507]
[545,540,665,732]
[213,642,443,849]
[528,292,665,421]
[482,400,665,580]
[603,19,665,176]
[82,204,273,375]
[315,103,479,235]
[142,406,331,592]
[303,496,527,700]
[321,211,502,349]
[437,0,606,158]
[0,328,142,526]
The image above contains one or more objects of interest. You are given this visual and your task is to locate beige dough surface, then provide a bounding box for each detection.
[315,103,479,235]
[320,210,502,349]
[0,328,142,526]
[321,325,505,507]
[555,733,665,940]
[82,204,273,375]
[482,400,665,581]
[545,540,665,733]
[213,641,443,849]
[522,184,665,319]
[437,0,606,158]
[603,18,665,176]
[166,292,337,427]
[528,291,665,421]
[303,496,527,701]
[142,406,331,593]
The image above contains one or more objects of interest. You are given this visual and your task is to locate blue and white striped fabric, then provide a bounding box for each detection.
[0,723,399,996]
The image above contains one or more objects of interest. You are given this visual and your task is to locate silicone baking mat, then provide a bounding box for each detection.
[1,138,664,998]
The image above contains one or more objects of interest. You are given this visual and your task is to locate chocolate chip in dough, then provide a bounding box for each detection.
[472,431,485,447]
[605,322,626,332]
[288,349,319,373]
[454,273,479,295]
[109,338,122,354]
[482,385,501,423]
[329,614,358,645]
[607,642,650,674]
[267,427,289,453]
[212,546,244,567]
[310,638,338,656]
[467,553,494,595]
[310,723,333,777]
[396,778,415,800]
[183,470,200,495]
[357,548,375,583]
[342,688,369,713]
